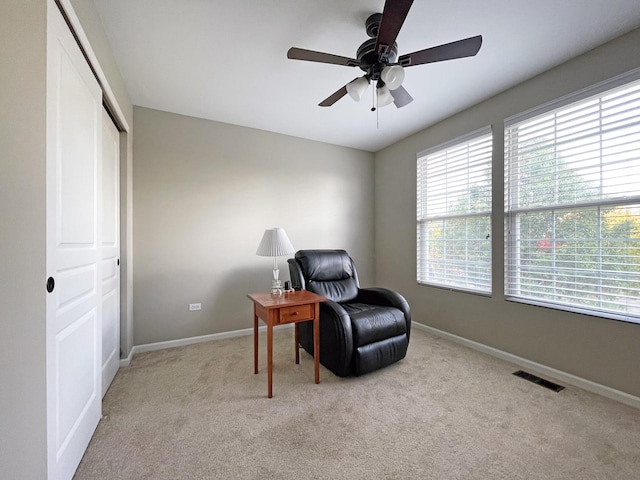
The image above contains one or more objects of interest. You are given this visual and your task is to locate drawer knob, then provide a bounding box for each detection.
[292,311,298,315]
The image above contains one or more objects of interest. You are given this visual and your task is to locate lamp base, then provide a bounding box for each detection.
[270,279,283,295]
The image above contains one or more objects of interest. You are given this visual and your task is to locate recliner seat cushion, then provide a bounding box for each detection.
[343,303,407,348]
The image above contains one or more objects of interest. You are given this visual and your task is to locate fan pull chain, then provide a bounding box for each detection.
[371,84,380,129]
[371,84,376,112]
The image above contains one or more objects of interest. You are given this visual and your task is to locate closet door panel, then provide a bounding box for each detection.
[46,2,102,479]
[101,109,120,397]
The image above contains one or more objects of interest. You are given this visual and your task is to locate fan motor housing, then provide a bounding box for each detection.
[358,13,398,78]
[356,39,398,68]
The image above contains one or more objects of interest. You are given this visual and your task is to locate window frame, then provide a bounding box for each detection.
[416,126,493,295]
[504,68,640,324]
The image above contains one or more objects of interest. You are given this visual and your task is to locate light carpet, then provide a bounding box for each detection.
[74,328,640,479]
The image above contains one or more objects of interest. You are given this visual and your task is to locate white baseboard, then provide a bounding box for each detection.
[119,323,292,367]
[119,348,134,367]
[413,322,640,410]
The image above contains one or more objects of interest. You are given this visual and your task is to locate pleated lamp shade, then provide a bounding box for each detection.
[256,228,295,257]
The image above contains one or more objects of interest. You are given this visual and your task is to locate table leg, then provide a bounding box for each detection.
[253,311,259,374]
[295,322,300,364]
[313,303,320,384]
[267,322,273,398]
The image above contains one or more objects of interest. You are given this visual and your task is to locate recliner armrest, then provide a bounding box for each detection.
[355,287,411,338]
[297,298,355,377]
[319,300,354,373]
[287,258,306,290]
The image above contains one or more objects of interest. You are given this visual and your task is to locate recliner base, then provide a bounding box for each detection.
[299,320,408,377]
[355,334,408,376]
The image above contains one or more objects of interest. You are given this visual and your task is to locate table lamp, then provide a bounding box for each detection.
[256,227,295,295]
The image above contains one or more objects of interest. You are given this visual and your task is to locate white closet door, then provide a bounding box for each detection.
[101,109,120,397]
[46,2,102,479]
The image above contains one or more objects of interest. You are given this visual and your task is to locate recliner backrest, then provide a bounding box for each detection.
[294,250,359,303]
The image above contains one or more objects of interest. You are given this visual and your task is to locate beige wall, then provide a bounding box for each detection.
[0,1,48,477]
[374,28,640,398]
[133,107,374,345]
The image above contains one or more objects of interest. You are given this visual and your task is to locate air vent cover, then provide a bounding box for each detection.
[513,370,565,392]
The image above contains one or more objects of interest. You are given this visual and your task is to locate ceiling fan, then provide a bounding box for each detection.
[287,0,482,109]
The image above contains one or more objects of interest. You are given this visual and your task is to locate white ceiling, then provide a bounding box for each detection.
[93,0,640,152]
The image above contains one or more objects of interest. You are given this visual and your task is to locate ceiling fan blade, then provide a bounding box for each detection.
[390,86,413,108]
[319,80,358,107]
[398,35,483,67]
[288,47,359,67]
[375,0,414,58]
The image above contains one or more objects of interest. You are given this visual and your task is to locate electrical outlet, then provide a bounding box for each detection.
[188,303,201,311]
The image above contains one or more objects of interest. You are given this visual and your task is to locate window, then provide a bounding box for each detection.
[505,74,640,323]
[417,127,493,294]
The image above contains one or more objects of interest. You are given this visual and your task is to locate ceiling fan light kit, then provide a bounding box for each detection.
[286,0,482,110]
[376,85,395,108]
[346,76,370,101]
[381,65,404,90]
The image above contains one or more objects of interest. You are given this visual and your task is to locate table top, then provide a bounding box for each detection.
[247,290,328,309]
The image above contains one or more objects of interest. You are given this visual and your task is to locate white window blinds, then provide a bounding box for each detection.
[417,127,493,294]
[505,75,640,322]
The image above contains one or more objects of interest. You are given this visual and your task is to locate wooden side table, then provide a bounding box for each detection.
[247,290,327,398]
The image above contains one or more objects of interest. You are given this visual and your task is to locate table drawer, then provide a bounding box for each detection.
[278,304,313,324]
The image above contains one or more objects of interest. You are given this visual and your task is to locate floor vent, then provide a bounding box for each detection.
[513,370,565,392]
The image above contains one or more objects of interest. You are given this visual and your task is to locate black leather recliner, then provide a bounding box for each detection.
[288,249,411,377]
